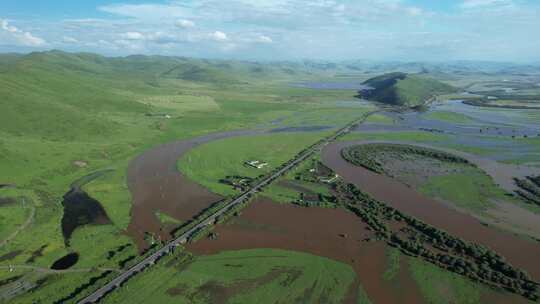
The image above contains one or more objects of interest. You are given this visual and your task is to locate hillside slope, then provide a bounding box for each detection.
[0,51,316,140]
[359,72,456,106]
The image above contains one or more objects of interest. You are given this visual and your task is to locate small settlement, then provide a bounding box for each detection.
[245,160,269,169]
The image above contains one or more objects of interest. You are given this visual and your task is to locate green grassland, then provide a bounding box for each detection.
[396,75,456,106]
[0,51,369,302]
[0,197,30,242]
[3,51,535,303]
[381,246,504,304]
[364,113,395,124]
[383,248,401,281]
[261,156,331,204]
[419,167,508,213]
[338,136,518,215]
[408,256,483,304]
[275,106,374,127]
[360,73,456,106]
[103,248,357,304]
[178,132,332,196]
[7,271,111,304]
[155,211,183,226]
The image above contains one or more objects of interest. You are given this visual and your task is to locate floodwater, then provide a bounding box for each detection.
[61,189,111,244]
[322,141,540,281]
[345,140,537,193]
[61,171,112,245]
[358,101,540,138]
[337,140,540,240]
[50,252,79,270]
[126,130,261,251]
[269,125,332,133]
[354,100,540,162]
[437,100,540,132]
[188,198,425,304]
[126,125,342,252]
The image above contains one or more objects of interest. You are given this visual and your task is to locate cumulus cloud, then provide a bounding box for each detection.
[175,19,195,29]
[62,36,79,43]
[256,35,273,44]
[210,31,228,42]
[0,19,46,47]
[122,31,145,40]
[2,0,540,61]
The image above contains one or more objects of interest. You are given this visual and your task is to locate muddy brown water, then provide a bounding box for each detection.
[341,140,538,193]
[188,198,425,304]
[336,141,540,239]
[322,141,540,280]
[126,130,261,251]
[126,126,344,252]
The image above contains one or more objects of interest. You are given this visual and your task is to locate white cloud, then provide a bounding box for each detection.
[210,31,228,42]
[0,19,46,47]
[176,19,195,29]
[256,35,273,43]
[2,0,539,61]
[122,31,145,40]
[1,19,18,33]
[62,36,78,43]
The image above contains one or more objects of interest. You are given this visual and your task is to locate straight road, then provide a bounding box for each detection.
[78,111,376,304]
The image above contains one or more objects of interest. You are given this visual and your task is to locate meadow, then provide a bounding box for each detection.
[2,51,539,303]
[178,133,331,196]
[102,248,357,304]
[0,51,363,302]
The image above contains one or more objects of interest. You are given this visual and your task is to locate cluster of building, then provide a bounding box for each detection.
[245,160,269,169]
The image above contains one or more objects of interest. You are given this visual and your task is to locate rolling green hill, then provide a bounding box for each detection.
[0,50,314,140]
[359,72,456,106]
[0,50,377,303]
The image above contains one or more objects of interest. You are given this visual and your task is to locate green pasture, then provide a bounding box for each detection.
[178,133,330,196]
[103,248,357,304]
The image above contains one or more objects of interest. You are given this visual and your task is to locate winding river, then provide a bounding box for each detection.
[123,105,540,283]
[125,126,333,251]
[322,141,540,280]
[126,130,262,250]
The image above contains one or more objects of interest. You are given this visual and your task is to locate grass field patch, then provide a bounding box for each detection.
[423,111,473,123]
[178,132,330,196]
[104,248,358,304]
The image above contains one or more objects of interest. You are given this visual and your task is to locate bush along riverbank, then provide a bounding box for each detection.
[514,176,540,207]
[334,179,539,301]
[282,160,539,301]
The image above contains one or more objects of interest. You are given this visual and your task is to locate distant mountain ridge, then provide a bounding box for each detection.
[358,72,456,106]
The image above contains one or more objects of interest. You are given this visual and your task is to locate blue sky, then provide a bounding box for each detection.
[1,0,539,62]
